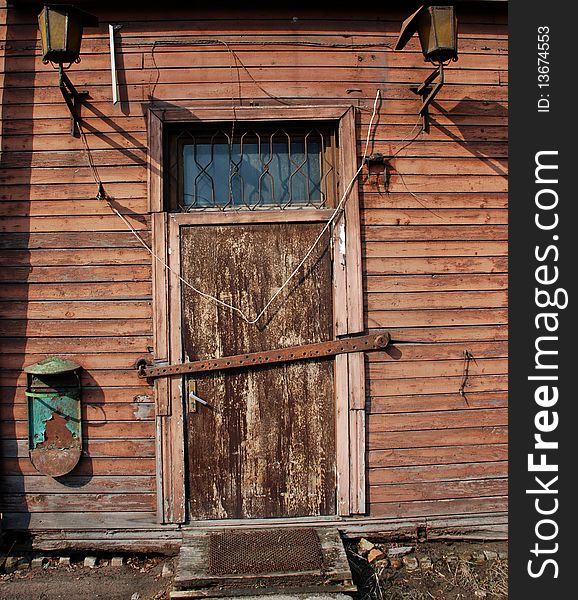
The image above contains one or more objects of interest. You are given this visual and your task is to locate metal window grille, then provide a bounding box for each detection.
[167,123,338,211]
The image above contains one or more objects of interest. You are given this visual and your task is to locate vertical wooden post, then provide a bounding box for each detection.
[339,107,367,515]
[166,214,187,523]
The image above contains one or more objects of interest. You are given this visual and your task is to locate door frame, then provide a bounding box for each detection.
[148,104,367,523]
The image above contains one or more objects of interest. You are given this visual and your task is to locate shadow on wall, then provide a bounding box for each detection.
[431,95,508,178]
[0,3,35,532]
[0,5,108,535]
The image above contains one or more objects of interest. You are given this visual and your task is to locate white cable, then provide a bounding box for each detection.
[103,89,382,325]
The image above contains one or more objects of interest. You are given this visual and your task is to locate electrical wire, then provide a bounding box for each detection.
[79,90,382,325]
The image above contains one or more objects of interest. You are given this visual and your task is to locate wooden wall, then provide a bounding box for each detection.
[0,2,507,543]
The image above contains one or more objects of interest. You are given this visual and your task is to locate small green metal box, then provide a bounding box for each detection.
[25,357,82,477]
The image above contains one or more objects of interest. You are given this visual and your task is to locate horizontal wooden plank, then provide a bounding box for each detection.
[1,83,509,106]
[1,387,153,406]
[371,341,508,362]
[368,308,508,328]
[376,175,506,194]
[362,210,508,227]
[2,26,507,55]
[2,117,146,137]
[0,265,152,283]
[360,125,507,144]
[0,282,152,301]
[386,325,508,343]
[0,337,151,354]
[3,49,508,77]
[345,513,508,539]
[1,369,149,388]
[0,231,150,250]
[368,157,508,176]
[368,461,507,485]
[0,352,151,370]
[0,182,147,201]
[0,148,146,168]
[5,403,155,422]
[29,532,181,553]
[365,257,508,276]
[138,47,507,71]
[359,100,508,119]
[368,375,507,397]
[368,357,508,380]
[368,391,507,413]
[369,478,508,504]
[0,88,508,118]
[0,166,146,186]
[1,15,507,39]
[0,493,156,512]
[1,511,160,530]
[2,457,156,476]
[0,438,156,459]
[362,140,508,158]
[0,98,508,123]
[5,65,504,89]
[368,408,508,433]
[0,112,507,143]
[4,421,155,440]
[368,426,508,449]
[0,475,155,494]
[0,301,152,320]
[1,132,146,153]
[0,199,147,217]
[363,241,507,258]
[368,444,508,468]
[0,215,150,233]
[0,319,152,337]
[362,194,508,211]
[368,496,508,520]
[367,290,507,310]
[0,248,150,267]
[365,274,507,293]
[364,225,507,242]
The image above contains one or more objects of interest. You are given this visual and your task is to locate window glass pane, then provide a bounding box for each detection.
[179,126,333,210]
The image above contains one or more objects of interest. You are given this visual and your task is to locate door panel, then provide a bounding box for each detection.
[181,223,336,520]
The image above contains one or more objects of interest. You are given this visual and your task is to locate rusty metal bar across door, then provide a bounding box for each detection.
[138,332,390,379]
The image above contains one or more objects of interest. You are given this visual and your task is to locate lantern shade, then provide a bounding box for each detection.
[418,5,458,63]
[395,4,458,64]
[38,4,98,65]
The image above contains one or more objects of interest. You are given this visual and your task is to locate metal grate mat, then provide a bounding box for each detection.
[207,528,323,575]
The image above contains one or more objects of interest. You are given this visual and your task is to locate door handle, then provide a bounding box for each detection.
[187,379,209,413]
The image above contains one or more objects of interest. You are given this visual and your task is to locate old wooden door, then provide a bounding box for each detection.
[181,222,336,520]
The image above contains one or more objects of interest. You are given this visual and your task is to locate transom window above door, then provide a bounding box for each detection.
[167,123,338,211]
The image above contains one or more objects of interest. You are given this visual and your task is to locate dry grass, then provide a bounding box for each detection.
[445,556,508,599]
[347,541,508,600]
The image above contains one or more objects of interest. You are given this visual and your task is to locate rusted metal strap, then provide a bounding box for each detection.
[138,332,390,379]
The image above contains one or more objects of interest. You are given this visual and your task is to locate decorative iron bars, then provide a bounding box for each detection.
[168,124,337,211]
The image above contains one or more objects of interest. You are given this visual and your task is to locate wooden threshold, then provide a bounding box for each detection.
[174,526,354,595]
[170,584,357,599]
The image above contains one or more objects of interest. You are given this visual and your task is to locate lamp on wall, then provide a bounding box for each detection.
[395,4,458,132]
[38,4,99,137]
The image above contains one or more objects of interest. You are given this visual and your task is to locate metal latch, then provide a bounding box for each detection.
[139,331,390,379]
[187,380,210,413]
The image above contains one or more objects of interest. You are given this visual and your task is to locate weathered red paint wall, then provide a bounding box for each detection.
[0,2,507,543]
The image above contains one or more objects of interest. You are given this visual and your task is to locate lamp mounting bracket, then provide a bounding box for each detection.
[410,62,445,133]
[59,66,89,138]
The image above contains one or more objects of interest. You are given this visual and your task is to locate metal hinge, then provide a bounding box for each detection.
[138,331,390,379]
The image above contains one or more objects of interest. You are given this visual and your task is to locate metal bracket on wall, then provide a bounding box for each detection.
[138,331,391,379]
[410,63,445,133]
[59,66,89,137]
